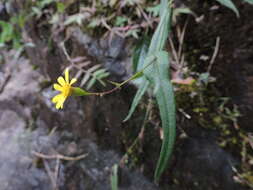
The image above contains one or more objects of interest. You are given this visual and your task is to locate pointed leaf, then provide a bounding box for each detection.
[72,87,92,96]
[147,8,171,54]
[123,80,149,122]
[153,51,176,182]
[124,38,151,122]
[216,0,239,17]
[129,71,143,81]
[142,1,176,181]
[87,77,96,89]
[110,164,118,190]
[107,80,121,87]
[243,0,253,4]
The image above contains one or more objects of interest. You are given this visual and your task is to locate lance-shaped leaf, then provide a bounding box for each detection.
[124,40,151,122]
[216,0,239,17]
[142,0,175,182]
[72,87,92,96]
[110,164,118,190]
[153,51,176,182]
[123,80,149,122]
[243,0,253,4]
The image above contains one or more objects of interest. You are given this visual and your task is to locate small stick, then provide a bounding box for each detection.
[32,151,88,161]
[0,71,11,94]
[43,159,58,190]
[101,19,125,38]
[54,158,60,186]
[208,36,220,73]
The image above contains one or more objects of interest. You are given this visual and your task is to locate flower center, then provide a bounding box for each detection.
[63,84,71,97]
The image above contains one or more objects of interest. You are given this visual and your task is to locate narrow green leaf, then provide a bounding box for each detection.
[173,7,194,17]
[107,80,121,87]
[72,87,92,96]
[87,77,96,89]
[124,38,152,122]
[243,0,253,4]
[123,80,149,122]
[40,0,54,8]
[142,0,176,182]
[146,4,160,17]
[97,79,106,86]
[216,0,239,17]
[129,71,143,81]
[97,72,109,79]
[132,38,149,73]
[64,14,85,26]
[147,8,171,54]
[153,51,176,182]
[93,69,107,77]
[110,164,118,190]
[159,0,168,18]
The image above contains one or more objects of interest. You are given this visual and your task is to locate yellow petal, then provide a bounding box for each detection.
[56,101,62,109]
[56,98,65,109]
[70,78,77,85]
[53,84,63,91]
[52,94,61,103]
[57,76,66,86]
[65,68,69,84]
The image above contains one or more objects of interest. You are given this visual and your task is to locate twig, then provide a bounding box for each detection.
[43,159,58,190]
[33,151,87,190]
[137,3,152,27]
[178,20,188,63]
[207,36,220,73]
[170,21,188,71]
[115,18,159,32]
[61,40,155,97]
[0,71,11,94]
[178,108,191,119]
[32,151,88,161]
[101,19,125,38]
[54,158,60,186]
[169,37,180,65]
[60,42,100,83]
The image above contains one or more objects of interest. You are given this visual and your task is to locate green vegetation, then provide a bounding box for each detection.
[216,0,253,17]
[1,0,253,188]
[110,164,118,190]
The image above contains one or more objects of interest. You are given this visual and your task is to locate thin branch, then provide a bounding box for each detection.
[208,36,220,73]
[0,71,11,94]
[54,158,60,186]
[169,37,180,65]
[137,3,152,27]
[43,159,58,190]
[32,151,88,161]
[101,19,125,38]
[178,20,188,62]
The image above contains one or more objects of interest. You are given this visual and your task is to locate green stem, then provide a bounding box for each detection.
[75,58,155,97]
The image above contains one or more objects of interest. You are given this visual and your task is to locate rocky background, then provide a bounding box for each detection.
[0,0,252,190]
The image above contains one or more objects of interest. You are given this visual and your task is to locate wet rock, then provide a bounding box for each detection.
[70,27,132,80]
[0,51,158,190]
[0,112,58,190]
[0,51,43,102]
[64,139,159,190]
[170,127,245,190]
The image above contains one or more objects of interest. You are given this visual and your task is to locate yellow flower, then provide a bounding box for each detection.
[52,68,77,109]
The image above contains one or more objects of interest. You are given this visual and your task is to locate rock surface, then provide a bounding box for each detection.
[0,50,158,190]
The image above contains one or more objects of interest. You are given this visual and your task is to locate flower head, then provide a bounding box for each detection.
[52,68,77,109]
